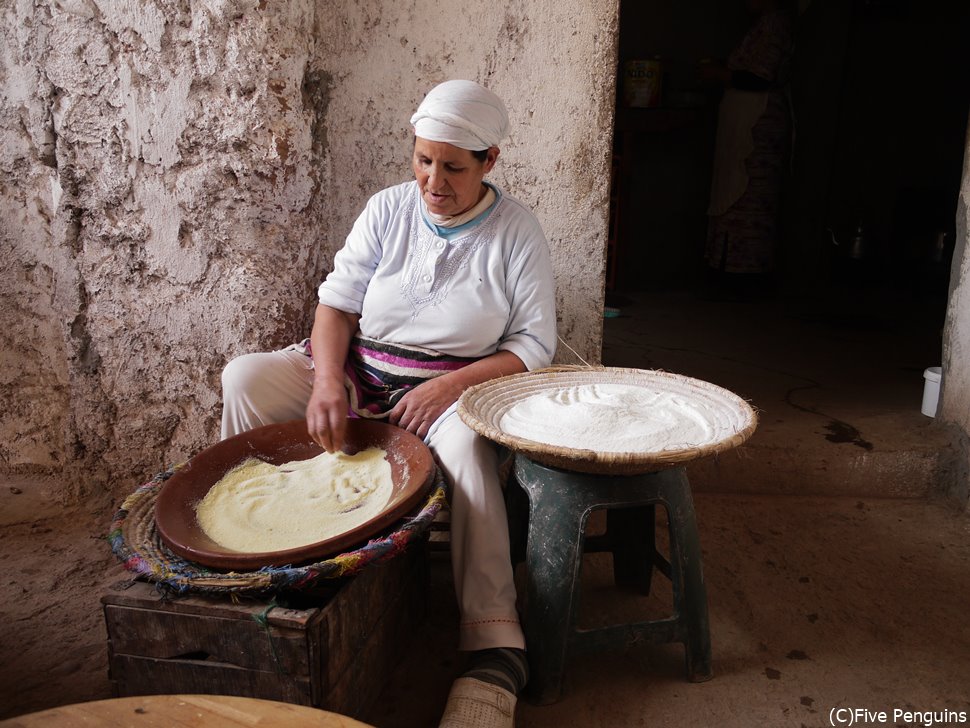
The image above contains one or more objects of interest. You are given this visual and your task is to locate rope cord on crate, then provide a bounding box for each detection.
[107,466,448,595]
[252,600,288,676]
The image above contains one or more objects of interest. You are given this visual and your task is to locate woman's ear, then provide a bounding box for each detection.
[483,146,500,173]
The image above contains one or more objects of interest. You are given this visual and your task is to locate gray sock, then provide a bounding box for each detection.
[463,647,529,695]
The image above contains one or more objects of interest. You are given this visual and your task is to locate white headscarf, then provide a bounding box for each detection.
[410,80,510,151]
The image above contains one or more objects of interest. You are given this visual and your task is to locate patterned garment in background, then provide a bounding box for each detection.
[707,9,794,274]
[296,334,478,417]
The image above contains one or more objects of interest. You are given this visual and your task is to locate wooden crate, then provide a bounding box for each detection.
[102,543,427,719]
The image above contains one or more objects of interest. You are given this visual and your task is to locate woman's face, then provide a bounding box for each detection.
[412,137,498,216]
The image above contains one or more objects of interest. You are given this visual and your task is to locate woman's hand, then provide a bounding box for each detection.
[306,373,349,453]
[387,351,526,438]
[387,375,464,440]
[305,304,359,452]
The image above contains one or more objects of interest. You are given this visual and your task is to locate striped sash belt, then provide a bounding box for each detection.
[298,334,479,418]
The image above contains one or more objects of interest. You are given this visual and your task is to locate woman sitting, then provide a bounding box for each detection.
[220,80,557,728]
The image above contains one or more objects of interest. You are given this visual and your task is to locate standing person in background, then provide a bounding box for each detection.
[701,0,794,296]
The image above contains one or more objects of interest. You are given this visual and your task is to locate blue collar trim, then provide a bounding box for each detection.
[420,182,501,240]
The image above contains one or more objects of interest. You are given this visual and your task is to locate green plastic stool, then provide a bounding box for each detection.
[512,455,713,705]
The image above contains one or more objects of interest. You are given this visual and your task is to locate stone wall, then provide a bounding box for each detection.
[940,122,970,506]
[1,0,325,495]
[1,1,618,496]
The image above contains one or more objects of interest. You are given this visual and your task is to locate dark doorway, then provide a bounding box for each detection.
[604,0,970,496]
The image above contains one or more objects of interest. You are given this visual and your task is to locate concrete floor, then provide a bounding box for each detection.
[2,289,968,726]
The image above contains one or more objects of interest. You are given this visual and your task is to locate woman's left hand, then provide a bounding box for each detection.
[387,376,464,439]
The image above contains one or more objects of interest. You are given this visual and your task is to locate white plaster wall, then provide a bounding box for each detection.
[1,1,618,495]
[1,1,327,493]
[0,4,69,473]
[314,0,619,364]
[940,121,970,503]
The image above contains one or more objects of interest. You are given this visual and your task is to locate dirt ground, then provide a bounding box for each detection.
[0,484,117,719]
[1,478,969,727]
[372,495,970,728]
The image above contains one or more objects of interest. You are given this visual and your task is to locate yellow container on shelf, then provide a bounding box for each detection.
[622,58,663,108]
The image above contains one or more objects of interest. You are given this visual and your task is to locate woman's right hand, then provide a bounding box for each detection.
[306,373,349,453]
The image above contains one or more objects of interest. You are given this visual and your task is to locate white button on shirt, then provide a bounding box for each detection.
[317,181,557,371]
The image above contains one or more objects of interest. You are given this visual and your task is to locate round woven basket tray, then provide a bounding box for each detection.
[458,366,758,475]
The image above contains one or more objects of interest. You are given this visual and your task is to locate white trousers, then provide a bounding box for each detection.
[221,350,525,651]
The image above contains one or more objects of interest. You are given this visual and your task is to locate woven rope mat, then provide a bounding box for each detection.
[108,467,447,594]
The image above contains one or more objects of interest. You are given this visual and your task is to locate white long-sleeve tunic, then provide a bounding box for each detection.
[318,181,557,371]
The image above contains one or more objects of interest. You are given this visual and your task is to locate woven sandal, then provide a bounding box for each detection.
[439,677,517,728]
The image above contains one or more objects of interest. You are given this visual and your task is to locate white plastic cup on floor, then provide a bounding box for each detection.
[921,366,942,417]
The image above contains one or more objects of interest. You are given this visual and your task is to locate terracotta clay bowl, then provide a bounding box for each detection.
[154,419,435,571]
